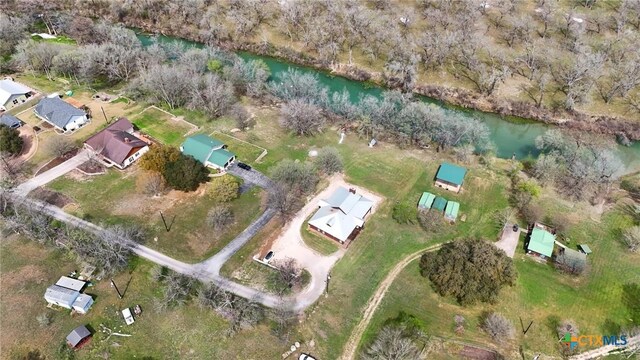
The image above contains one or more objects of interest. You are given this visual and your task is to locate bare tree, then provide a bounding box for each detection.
[483,312,515,343]
[280,99,325,136]
[362,325,421,360]
[155,271,194,311]
[272,258,303,294]
[15,40,70,80]
[45,136,76,158]
[189,73,236,119]
[206,205,235,232]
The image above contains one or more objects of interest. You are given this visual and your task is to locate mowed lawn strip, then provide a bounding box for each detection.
[210,131,266,164]
[131,107,193,146]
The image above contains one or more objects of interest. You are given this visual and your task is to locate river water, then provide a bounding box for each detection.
[136,33,640,172]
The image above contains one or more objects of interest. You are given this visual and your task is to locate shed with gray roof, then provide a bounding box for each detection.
[66,325,91,348]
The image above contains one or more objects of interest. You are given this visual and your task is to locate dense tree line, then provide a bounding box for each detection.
[6,0,639,119]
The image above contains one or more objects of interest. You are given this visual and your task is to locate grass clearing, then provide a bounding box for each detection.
[0,236,288,359]
[210,131,266,164]
[130,107,194,146]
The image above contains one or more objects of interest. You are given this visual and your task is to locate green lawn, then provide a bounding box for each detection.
[47,169,265,262]
[131,107,194,146]
[210,131,266,164]
[0,236,288,359]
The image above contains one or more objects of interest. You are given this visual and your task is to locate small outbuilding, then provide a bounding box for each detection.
[578,244,592,255]
[417,192,435,209]
[434,163,467,193]
[66,325,92,349]
[56,276,86,292]
[432,196,447,212]
[45,285,80,309]
[72,294,94,314]
[526,227,555,259]
[444,201,460,222]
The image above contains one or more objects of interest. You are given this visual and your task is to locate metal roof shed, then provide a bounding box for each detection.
[66,325,91,348]
[435,163,467,186]
[72,294,94,314]
[444,201,460,221]
[432,196,447,211]
[578,244,592,254]
[527,228,555,258]
[56,276,86,292]
[418,192,435,209]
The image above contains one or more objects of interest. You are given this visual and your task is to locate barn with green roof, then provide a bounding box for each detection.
[418,192,436,209]
[180,134,236,170]
[435,162,467,193]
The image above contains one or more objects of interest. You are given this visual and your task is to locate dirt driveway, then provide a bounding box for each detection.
[267,174,383,304]
[495,225,520,258]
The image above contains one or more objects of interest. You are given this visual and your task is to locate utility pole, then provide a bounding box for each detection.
[110,279,123,299]
[326,273,331,294]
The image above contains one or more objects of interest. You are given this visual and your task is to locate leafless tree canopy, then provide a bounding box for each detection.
[482,312,515,343]
[362,325,421,360]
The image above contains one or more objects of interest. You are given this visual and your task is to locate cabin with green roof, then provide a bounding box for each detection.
[418,192,436,209]
[435,162,467,193]
[180,134,236,170]
[432,196,447,212]
[444,201,460,222]
[526,227,556,259]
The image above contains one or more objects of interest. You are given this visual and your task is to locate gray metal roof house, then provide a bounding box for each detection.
[34,96,88,133]
[66,325,91,348]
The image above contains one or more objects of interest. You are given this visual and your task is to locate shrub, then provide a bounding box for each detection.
[139,145,180,174]
[622,226,640,253]
[392,201,417,224]
[208,175,239,202]
[315,146,343,175]
[36,312,52,327]
[162,154,209,192]
[420,239,517,305]
[483,313,515,343]
[0,124,23,154]
[417,209,445,232]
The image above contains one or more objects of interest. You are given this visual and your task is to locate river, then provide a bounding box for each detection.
[136,33,640,173]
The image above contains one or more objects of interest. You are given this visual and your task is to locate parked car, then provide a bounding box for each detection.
[263,251,274,263]
[238,162,252,171]
[513,224,519,232]
[299,354,316,360]
[121,308,134,325]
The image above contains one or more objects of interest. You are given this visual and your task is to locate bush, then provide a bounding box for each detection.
[417,209,445,232]
[208,175,239,202]
[206,205,234,231]
[622,226,640,253]
[557,319,579,338]
[483,313,515,343]
[0,124,23,154]
[420,239,517,305]
[162,154,209,192]
[315,146,343,175]
[392,201,417,224]
[136,171,166,196]
[36,312,52,327]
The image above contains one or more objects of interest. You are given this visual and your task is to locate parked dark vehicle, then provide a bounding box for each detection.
[513,224,519,232]
[238,162,252,171]
[263,251,274,263]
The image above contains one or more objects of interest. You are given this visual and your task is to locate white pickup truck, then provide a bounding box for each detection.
[121,308,135,325]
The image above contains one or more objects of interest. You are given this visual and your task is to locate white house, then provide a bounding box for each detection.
[308,187,374,244]
[0,79,33,111]
[34,96,88,133]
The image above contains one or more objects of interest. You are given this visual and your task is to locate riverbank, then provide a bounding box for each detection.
[126,22,640,141]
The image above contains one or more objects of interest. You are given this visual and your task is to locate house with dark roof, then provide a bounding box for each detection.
[84,118,150,169]
[66,325,91,349]
[34,96,88,133]
[0,79,33,111]
[434,162,467,193]
[308,187,374,244]
[0,113,22,129]
[180,134,236,170]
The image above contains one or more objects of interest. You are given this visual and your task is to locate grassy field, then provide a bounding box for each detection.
[130,107,195,146]
[0,236,289,359]
[210,131,266,164]
[47,168,265,262]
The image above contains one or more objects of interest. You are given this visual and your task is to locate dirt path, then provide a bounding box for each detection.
[340,243,443,360]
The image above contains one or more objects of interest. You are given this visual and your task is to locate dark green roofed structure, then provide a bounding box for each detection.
[180,134,236,170]
[435,162,467,193]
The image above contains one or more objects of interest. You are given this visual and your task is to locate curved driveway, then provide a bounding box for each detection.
[10,159,344,312]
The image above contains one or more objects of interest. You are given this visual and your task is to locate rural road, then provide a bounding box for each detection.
[339,244,443,360]
[9,157,337,312]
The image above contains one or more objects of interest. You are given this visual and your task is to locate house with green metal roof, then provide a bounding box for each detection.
[526,227,555,259]
[444,201,460,222]
[432,196,447,212]
[180,134,236,170]
[418,192,436,209]
[435,162,468,193]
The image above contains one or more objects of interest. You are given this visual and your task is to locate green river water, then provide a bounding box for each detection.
[137,33,640,173]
